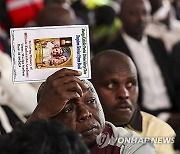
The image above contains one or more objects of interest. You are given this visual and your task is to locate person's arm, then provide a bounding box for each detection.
[0,52,37,116]
[26,68,87,124]
[132,143,156,154]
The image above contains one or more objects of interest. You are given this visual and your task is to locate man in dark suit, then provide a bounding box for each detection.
[95,0,180,129]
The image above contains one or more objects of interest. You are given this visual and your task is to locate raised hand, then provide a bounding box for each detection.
[27,68,88,123]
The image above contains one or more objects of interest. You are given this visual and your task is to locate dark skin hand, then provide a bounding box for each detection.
[26,68,88,124]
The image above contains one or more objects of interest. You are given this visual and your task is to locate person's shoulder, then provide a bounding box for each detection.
[105,121,132,137]
[141,111,168,125]
[0,51,11,66]
[105,121,156,154]
[141,111,175,134]
[106,121,146,139]
[140,111,176,153]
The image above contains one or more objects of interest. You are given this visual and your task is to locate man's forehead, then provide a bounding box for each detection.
[82,87,97,98]
[81,80,98,95]
[66,87,98,105]
[83,85,94,92]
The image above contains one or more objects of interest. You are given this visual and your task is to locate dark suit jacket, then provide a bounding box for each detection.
[100,34,177,116]
[171,42,180,111]
[0,105,23,134]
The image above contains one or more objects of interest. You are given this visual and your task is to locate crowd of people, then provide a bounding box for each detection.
[0,0,180,153]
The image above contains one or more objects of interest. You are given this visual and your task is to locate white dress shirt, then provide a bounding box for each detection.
[122,32,172,112]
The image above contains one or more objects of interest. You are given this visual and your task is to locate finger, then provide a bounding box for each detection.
[57,81,84,97]
[57,75,88,88]
[77,79,89,91]
[49,75,88,93]
[47,68,82,81]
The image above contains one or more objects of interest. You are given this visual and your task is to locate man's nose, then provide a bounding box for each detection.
[116,86,129,100]
[77,105,92,122]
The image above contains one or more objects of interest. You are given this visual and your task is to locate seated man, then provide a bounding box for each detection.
[100,0,179,129]
[91,50,176,154]
[27,68,156,154]
[0,51,37,117]
[0,55,27,134]
[0,119,89,154]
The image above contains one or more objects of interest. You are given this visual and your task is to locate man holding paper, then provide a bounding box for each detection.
[26,68,156,154]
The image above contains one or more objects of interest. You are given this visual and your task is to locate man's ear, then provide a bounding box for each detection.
[37,82,46,103]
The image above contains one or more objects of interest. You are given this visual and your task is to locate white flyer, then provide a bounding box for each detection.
[10,25,91,83]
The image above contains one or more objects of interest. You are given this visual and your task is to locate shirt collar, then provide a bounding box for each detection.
[127,106,142,132]
[122,31,148,47]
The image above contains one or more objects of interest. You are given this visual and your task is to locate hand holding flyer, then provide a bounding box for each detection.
[10,25,91,83]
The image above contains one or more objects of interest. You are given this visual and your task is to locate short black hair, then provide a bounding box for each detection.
[94,5,116,26]
[0,119,89,154]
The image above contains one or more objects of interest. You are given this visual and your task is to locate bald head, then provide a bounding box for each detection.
[36,4,76,26]
[91,50,139,126]
[91,50,137,81]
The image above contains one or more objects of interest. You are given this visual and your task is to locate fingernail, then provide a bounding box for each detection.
[84,83,89,88]
[77,71,82,74]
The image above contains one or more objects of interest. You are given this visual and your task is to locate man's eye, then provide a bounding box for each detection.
[86,98,96,104]
[107,83,114,89]
[126,82,133,88]
[126,81,136,89]
[64,107,73,113]
[106,81,117,89]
